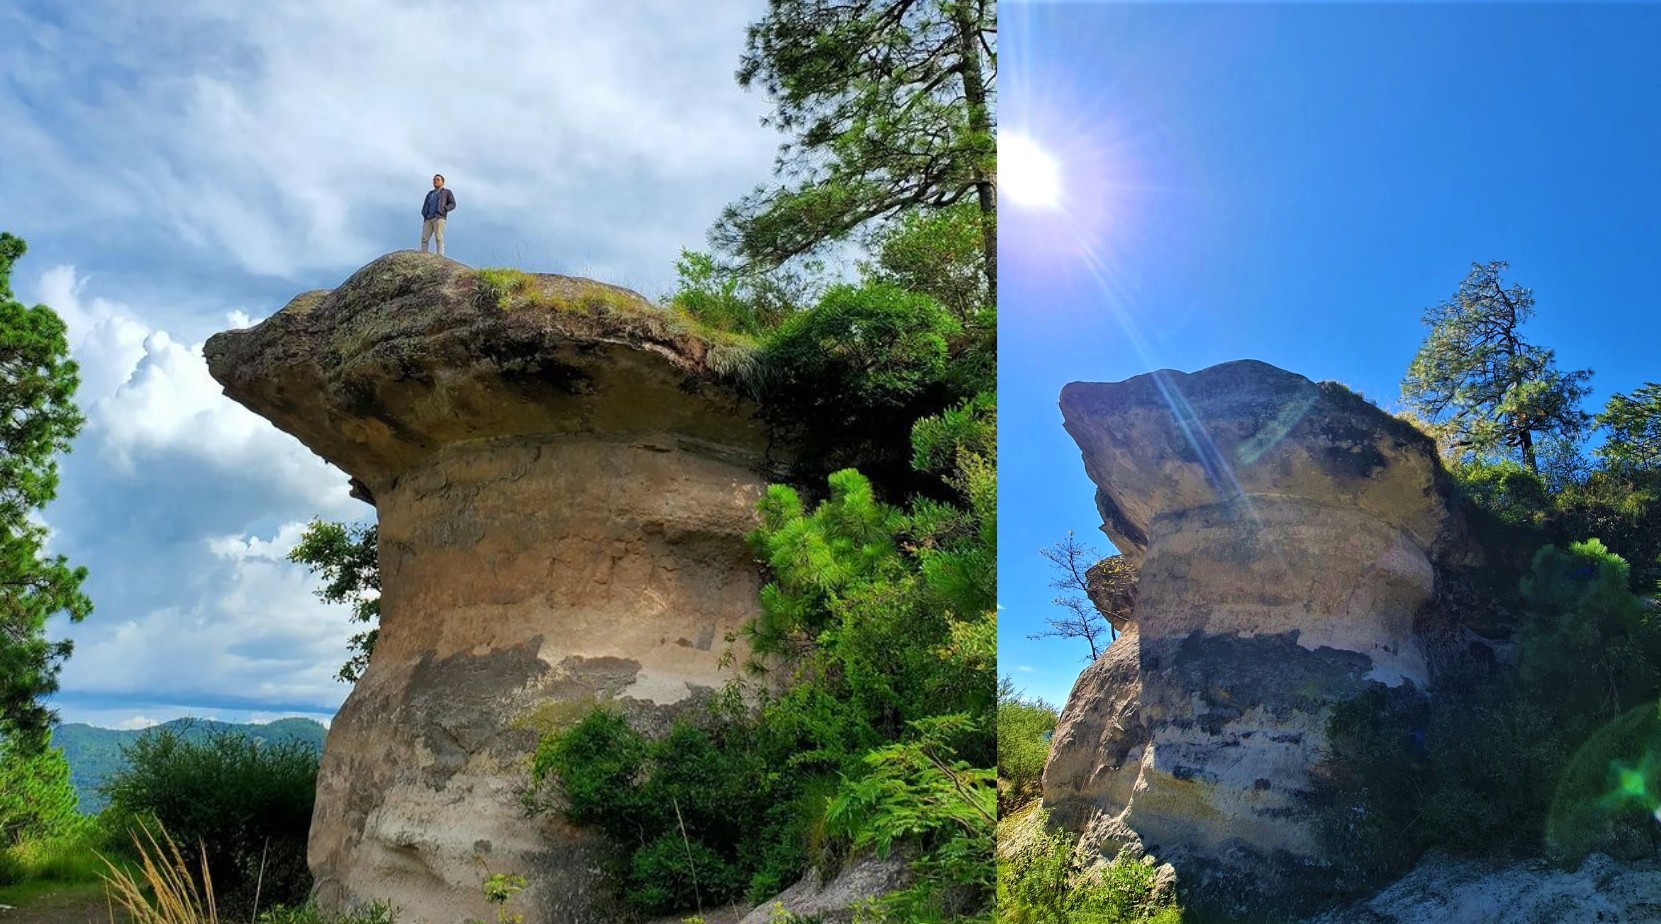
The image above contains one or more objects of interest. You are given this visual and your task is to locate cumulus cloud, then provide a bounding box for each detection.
[60,519,355,714]
[33,266,364,725]
[36,265,357,517]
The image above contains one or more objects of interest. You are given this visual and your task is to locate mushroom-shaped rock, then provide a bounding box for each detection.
[1044,360,1470,915]
[205,253,774,924]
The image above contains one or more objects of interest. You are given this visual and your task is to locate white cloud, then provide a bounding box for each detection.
[116,715,162,731]
[29,266,364,723]
[208,521,311,563]
[91,327,351,510]
[34,265,357,518]
[1,0,777,287]
[61,521,356,712]
[34,264,151,401]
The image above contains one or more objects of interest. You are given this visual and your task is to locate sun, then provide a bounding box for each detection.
[1002,133,1063,211]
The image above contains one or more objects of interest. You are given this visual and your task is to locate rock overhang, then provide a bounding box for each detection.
[1047,358,1490,916]
[203,251,774,499]
[207,252,784,922]
[1059,359,1462,560]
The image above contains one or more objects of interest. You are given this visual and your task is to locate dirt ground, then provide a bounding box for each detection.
[0,885,127,924]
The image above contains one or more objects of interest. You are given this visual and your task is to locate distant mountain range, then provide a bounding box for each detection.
[51,717,328,813]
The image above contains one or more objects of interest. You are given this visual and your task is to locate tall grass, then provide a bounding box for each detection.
[101,823,220,924]
[99,824,398,924]
[0,827,107,885]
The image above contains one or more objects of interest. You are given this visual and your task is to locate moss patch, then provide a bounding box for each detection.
[512,696,611,737]
[471,267,761,385]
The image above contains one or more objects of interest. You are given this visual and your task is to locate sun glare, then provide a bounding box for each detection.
[1002,133,1063,210]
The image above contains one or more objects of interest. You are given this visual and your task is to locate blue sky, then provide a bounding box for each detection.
[998,2,1661,709]
[3,0,778,729]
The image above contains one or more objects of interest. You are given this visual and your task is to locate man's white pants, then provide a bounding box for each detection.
[421,218,446,255]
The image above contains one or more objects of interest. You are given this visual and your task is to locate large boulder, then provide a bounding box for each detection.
[205,253,778,924]
[1044,360,1475,915]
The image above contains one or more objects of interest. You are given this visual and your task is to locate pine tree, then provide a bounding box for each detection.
[0,232,90,744]
[1402,261,1592,474]
[717,0,997,294]
[1596,383,1661,473]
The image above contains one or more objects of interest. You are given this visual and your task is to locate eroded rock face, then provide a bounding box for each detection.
[1044,360,1472,914]
[205,253,775,924]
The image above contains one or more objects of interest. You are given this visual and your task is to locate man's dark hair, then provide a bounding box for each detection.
[434,174,444,181]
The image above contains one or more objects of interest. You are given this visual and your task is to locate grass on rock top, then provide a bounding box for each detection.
[473,267,761,384]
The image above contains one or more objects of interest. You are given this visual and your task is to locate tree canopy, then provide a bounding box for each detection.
[1402,261,1592,474]
[288,520,380,683]
[717,0,997,295]
[0,232,90,745]
[1596,383,1661,473]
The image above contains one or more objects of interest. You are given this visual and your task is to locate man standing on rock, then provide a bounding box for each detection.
[420,174,457,256]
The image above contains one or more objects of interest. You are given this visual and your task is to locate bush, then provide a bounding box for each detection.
[100,723,320,914]
[530,709,793,916]
[996,807,1183,924]
[1322,537,1661,880]
[667,250,812,337]
[823,716,995,920]
[995,682,1057,814]
[758,281,969,496]
[530,400,996,920]
[0,827,104,887]
[863,201,992,327]
[0,735,85,847]
[1550,469,1661,593]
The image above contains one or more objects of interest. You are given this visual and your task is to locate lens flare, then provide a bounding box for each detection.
[1546,700,1661,860]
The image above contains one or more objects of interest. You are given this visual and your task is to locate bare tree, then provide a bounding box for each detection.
[1030,532,1114,661]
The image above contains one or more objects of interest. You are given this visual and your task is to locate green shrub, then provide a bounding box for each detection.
[100,723,320,914]
[258,901,397,924]
[1451,460,1551,530]
[996,808,1182,924]
[1549,469,1661,593]
[823,716,994,921]
[1546,699,1661,861]
[995,682,1057,814]
[667,250,810,337]
[1323,537,1661,880]
[1518,539,1661,722]
[530,710,792,916]
[0,735,86,847]
[757,281,969,496]
[530,400,996,920]
[863,201,991,327]
[0,827,104,887]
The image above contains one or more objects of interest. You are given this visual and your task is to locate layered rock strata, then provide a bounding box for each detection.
[1044,360,1472,913]
[205,253,776,924]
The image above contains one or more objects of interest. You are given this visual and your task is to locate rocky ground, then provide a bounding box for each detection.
[1305,851,1661,924]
